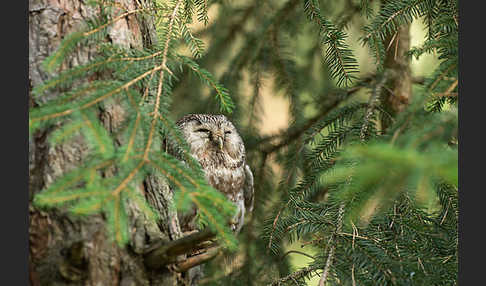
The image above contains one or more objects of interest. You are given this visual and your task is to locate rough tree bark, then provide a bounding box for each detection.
[381,22,412,131]
[29,1,191,285]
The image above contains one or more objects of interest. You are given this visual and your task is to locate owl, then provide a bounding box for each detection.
[175,114,254,233]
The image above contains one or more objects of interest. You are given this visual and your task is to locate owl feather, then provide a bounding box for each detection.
[174,114,254,234]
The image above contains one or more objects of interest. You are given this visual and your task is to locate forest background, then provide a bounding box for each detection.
[28,0,458,285]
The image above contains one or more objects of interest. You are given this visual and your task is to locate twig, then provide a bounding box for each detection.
[351,263,356,286]
[435,79,458,97]
[385,32,398,52]
[267,265,320,286]
[143,0,182,160]
[280,250,315,260]
[318,204,345,286]
[440,197,451,225]
[301,236,325,247]
[257,82,366,154]
[429,64,456,91]
[360,72,388,141]
[30,63,166,123]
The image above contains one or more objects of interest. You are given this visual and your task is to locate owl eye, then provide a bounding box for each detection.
[224,131,232,135]
[196,128,210,133]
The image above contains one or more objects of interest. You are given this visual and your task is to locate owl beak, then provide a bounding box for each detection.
[217,136,224,150]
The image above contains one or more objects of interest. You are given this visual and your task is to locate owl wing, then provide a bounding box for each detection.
[243,164,254,213]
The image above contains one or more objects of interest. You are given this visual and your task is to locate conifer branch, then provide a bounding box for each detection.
[122,111,141,162]
[318,204,344,286]
[258,84,365,154]
[304,0,358,86]
[190,193,235,248]
[34,52,166,96]
[144,0,182,160]
[428,63,456,91]
[267,265,320,286]
[363,0,424,42]
[360,73,388,141]
[179,56,234,113]
[30,64,166,124]
[110,160,145,197]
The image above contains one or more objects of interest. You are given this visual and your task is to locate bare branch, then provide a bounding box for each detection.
[144,229,216,270]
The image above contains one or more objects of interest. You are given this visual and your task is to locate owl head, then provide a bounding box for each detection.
[176,114,245,162]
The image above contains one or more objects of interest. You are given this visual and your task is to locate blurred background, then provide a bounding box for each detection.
[160,1,441,284]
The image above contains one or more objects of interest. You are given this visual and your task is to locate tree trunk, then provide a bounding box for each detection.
[29,1,185,285]
[381,22,412,131]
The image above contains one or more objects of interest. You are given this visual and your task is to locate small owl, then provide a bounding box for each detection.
[175,114,254,233]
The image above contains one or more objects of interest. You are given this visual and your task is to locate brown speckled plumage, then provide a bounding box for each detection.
[175,114,254,233]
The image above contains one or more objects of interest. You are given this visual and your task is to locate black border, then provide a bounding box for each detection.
[2,0,29,284]
[458,0,478,285]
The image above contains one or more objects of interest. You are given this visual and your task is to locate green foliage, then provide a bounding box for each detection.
[42,32,86,73]
[179,56,235,113]
[258,0,457,285]
[304,0,359,87]
[326,139,457,225]
[30,0,458,284]
[192,0,456,283]
[30,0,237,248]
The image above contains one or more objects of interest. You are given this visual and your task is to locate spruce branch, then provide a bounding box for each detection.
[34,51,168,97]
[268,265,319,286]
[42,7,161,72]
[30,64,166,124]
[363,0,424,42]
[360,72,388,141]
[194,0,209,25]
[179,56,235,113]
[256,84,366,154]
[304,0,358,86]
[318,203,344,286]
[144,0,182,160]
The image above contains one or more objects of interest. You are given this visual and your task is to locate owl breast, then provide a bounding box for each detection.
[194,151,245,200]
[195,150,247,232]
[205,165,245,200]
